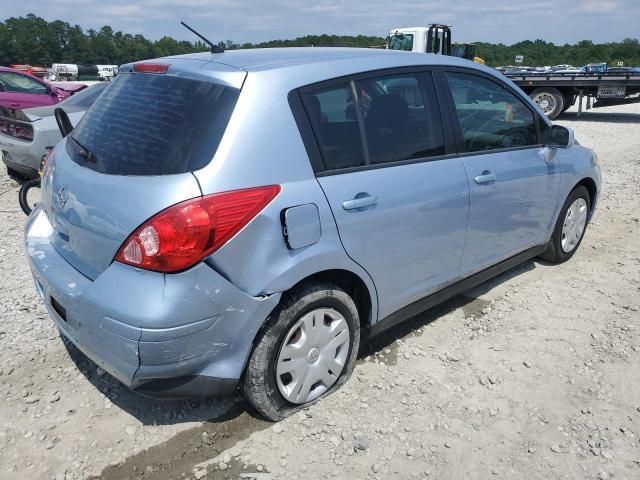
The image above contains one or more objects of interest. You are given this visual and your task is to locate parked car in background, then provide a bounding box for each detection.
[551,65,579,73]
[0,66,86,110]
[25,48,600,421]
[1,82,108,181]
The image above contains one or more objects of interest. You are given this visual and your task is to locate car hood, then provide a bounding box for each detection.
[48,82,88,93]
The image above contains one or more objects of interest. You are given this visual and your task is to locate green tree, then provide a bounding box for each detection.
[1,14,639,68]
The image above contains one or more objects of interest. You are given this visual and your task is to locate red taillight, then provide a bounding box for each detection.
[115,185,281,273]
[0,118,33,141]
[133,63,170,74]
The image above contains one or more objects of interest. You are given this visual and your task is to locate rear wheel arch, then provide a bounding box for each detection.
[287,269,374,330]
[243,268,376,371]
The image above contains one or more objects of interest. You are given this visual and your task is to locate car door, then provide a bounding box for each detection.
[0,71,54,109]
[300,70,469,320]
[442,70,561,276]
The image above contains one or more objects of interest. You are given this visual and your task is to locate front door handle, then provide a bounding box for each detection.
[342,194,378,211]
[474,171,496,185]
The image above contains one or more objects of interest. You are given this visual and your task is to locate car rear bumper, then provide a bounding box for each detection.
[0,135,45,175]
[25,206,281,398]
[2,149,39,179]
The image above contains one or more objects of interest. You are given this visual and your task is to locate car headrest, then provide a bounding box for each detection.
[366,95,409,131]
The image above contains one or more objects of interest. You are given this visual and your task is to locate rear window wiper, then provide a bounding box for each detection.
[68,135,97,163]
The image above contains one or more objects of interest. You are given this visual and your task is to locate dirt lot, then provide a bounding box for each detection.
[0,102,639,480]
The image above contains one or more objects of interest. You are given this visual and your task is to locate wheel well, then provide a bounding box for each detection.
[290,270,373,329]
[575,177,598,210]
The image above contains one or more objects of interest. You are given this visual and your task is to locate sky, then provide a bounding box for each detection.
[3,0,639,45]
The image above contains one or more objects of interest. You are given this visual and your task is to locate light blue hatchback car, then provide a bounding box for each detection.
[25,48,600,420]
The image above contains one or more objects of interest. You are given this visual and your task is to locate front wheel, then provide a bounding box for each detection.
[242,282,360,421]
[19,178,41,216]
[539,186,591,263]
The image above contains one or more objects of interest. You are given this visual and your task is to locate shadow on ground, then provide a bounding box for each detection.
[362,259,537,356]
[559,110,640,123]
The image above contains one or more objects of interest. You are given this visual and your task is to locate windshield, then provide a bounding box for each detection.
[388,33,414,51]
[0,71,48,94]
[68,73,240,175]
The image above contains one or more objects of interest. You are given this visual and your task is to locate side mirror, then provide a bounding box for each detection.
[546,125,574,149]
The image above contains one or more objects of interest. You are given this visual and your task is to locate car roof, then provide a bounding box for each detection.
[127,47,509,94]
[164,47,477,72]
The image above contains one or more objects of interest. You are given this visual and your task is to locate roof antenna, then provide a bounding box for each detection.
[180,21,224,54]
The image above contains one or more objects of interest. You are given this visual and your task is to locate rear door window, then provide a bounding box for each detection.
[68,73,239,175]
[445,72,539,152]
[302,84,366,170]
[301,71,445,172]
[354,73,445,165]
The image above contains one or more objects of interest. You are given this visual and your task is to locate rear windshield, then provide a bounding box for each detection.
[68,73,239,175]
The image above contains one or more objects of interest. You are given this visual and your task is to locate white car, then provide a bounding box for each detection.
[1,83,108,181]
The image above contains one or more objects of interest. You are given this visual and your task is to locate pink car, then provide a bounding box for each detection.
[0,66,86,111]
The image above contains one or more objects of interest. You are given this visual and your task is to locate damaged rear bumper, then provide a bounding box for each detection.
[25,206,281,398]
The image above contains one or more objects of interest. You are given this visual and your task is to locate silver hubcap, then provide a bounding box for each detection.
[533,93,555,113]
[561,198,588,253]
[276,308,350,404]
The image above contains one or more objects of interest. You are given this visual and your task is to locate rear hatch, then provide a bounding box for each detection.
[40,63,245,279]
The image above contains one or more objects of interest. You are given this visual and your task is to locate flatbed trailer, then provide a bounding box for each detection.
[505,71,640,119]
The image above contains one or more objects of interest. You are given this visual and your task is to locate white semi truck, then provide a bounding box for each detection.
[387,24,484,64]
[50,64,118,82]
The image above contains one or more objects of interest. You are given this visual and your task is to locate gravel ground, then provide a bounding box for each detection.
[0,102,639,480]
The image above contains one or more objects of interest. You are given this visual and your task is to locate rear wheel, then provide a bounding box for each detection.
[530,87,565,119]
[562,93,574,113]
[539,186,591,263]
[242,282,360,421]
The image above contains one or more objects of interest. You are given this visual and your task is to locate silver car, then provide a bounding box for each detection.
[1,83,108,181]
[25,48,600,420]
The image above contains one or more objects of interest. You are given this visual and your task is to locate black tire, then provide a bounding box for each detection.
[529,87,565,119]
[19,178,41,216]
[242,282,360,421]
[561,93,574,113]
[539,186,591,263]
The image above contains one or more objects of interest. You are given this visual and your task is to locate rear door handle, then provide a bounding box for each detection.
[342,194,378,211]
[474,171,496,185]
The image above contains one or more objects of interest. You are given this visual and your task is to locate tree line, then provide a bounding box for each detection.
[1,14,639,68]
